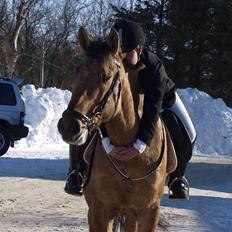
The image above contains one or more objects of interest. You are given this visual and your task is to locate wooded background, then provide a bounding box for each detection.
[1,0,231,106]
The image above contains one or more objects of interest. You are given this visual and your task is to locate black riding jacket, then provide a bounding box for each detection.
[137,49,176,146]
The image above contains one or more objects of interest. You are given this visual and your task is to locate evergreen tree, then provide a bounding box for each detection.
[210,0,232,105]
[165,0,215,87]
[112,0,232,106]
[113,0,170,57]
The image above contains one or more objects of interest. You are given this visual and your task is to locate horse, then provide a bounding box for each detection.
[58,27,176,232]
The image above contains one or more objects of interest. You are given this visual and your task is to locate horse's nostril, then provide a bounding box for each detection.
[70,124,80,136]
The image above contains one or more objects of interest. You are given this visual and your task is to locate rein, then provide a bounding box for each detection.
[62,59,121,130]
[82,126,165,188]
[99,124,166,182]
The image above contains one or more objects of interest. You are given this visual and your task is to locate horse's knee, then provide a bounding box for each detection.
[137,206,160,232]
[88,207,114,232]
[123,212,137,232]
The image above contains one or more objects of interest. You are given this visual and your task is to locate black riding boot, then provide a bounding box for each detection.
[64,144,85,195]
[168,163,190,200]
[161,110,193,200]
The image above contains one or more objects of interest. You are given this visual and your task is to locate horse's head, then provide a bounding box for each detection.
[58,27,124,145]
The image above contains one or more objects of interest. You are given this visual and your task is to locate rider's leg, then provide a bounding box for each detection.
[168,92,196,144]
[68,144,78,172]
[64,128,101,195]
[168,163,190,199]
[167,92,196,199]
[64,144,86,195]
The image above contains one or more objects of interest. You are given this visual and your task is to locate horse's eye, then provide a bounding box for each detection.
[101,73,110,82]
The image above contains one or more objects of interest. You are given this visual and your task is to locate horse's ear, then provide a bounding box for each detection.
[106,28,120,55]
[78,27,91,51]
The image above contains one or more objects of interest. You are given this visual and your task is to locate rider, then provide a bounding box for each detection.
[64,19,197,200]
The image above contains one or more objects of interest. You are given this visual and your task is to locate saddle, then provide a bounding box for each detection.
[83,120,178,178]
[161,110,192,166]
[83,110,191,179]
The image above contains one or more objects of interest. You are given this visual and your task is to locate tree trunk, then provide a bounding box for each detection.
[40,40,45,87]
[130,0,134,11]
[4,0,37,78]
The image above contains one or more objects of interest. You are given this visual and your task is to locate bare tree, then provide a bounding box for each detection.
[79,0,129,38]
[0,0,137,86]
[33,0,89,87]
[0,0,38,78]
[130,0,134,11]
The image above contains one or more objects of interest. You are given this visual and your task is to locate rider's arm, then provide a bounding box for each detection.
[137,49,175,146]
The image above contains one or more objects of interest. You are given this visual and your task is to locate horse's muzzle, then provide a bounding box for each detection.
[57,117,88,145]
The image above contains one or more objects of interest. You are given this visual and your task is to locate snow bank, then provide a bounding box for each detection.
[177,88,232,156]
[16,85,71,151]
[16,85,232,157]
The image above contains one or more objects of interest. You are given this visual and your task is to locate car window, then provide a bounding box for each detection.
[0,83,17,105]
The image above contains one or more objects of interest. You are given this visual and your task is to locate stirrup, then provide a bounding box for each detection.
[75,171,84,195]
[168,177,190,200]
[78,171,84,188]
[67,170,84,184]
[65,170,84,196]
[66,169,76,179]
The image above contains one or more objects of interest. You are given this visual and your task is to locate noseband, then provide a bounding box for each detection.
[62,59,121,130]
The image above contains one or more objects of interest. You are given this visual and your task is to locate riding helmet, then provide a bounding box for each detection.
[113,19,146,53]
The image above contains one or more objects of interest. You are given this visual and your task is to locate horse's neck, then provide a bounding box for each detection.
[105,70,141,146]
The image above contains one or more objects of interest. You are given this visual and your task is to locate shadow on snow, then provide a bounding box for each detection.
[0,157,68,180]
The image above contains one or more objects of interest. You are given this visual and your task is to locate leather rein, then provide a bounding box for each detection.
[101,124,166,182]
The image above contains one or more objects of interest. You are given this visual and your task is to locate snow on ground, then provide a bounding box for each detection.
[6,84,232,159]
[0,155,231,232]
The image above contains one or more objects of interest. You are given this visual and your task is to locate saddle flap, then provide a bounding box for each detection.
[165,127,177,174]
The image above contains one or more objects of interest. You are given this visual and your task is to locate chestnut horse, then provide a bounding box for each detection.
[58,27,176,231]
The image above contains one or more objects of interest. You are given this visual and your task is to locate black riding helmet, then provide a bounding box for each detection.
[113,19,146,53]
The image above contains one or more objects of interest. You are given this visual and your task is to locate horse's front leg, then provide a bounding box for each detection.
[88,206,114,232]
[123,211,137,232]
[136,204,160,232]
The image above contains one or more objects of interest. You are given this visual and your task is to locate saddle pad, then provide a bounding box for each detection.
[83,125,177,174]
[165,126,177,174]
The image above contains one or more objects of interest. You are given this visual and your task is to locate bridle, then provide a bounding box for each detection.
[62,59,121,131]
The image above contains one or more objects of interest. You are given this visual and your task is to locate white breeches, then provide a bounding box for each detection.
[167,92,196,143]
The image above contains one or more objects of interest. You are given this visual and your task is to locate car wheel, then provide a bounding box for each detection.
[0,127,10,156]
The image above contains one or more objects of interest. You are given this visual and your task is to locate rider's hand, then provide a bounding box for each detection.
[101,137,147,161]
